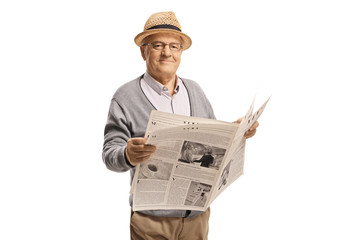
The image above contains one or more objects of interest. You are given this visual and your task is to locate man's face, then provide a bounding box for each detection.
[141,33,183,80]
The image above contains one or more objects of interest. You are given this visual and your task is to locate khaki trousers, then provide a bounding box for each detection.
[130,208,210,240]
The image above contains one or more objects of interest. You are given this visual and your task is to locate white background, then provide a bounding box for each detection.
[1,0,359,239]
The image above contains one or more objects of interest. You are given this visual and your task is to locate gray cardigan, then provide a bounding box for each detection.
[102,75,215,217]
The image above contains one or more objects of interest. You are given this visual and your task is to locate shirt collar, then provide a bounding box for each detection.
[143,72,180,95]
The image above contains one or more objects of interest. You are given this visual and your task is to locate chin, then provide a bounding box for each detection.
[158,67,177,74]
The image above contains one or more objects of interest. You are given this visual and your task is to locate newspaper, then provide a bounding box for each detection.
[130,97,270,212]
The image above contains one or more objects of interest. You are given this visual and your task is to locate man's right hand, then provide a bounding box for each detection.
[125,137,156,166]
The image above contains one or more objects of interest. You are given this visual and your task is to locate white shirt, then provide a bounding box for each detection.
[140,72,191,116]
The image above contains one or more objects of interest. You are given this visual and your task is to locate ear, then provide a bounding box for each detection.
[140,46,146,61]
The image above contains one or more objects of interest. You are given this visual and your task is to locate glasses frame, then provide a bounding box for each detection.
[142,41,183,52]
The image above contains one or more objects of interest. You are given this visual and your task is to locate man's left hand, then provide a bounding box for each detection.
[235,118,259,139]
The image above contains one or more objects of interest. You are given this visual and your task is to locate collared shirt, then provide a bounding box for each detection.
[140,72,191,116]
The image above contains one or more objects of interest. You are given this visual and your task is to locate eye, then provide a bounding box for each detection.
[152,42,164,49]
[170,43,180,50]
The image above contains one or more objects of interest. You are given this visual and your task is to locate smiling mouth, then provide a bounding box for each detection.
[159,59,174,63]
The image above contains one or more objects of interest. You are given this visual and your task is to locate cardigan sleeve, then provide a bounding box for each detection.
[102,99,134,172]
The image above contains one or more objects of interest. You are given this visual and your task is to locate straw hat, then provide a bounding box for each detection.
[134,11,192,50]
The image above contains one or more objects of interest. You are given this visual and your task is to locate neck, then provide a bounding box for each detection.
[149,72,177,95]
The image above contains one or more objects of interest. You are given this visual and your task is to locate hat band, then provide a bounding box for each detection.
[147,24,181,32]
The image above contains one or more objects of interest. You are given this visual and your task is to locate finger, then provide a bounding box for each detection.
[235,117,243,124]
[126,148,154,166]
[245,129,257,138]
[249,121,259,131]
[128,155,149,166]
[127,137,155,151]
[129,144,156,153]
[128,137,148,145]
[134,152,153,160]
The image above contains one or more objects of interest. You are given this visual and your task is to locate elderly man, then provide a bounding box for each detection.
[103,11,258,240]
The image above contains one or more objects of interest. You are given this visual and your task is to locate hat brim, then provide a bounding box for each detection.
[134,29,192,50]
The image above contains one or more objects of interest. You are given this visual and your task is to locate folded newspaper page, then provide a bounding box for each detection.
[130,97,270,211]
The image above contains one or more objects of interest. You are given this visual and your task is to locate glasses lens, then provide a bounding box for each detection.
[169,43,182,51]
[152,42,165,50]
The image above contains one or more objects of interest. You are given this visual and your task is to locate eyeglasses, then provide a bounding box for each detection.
[142,41,183,52]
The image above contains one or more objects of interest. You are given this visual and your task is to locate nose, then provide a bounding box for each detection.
[161,44,172,57]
